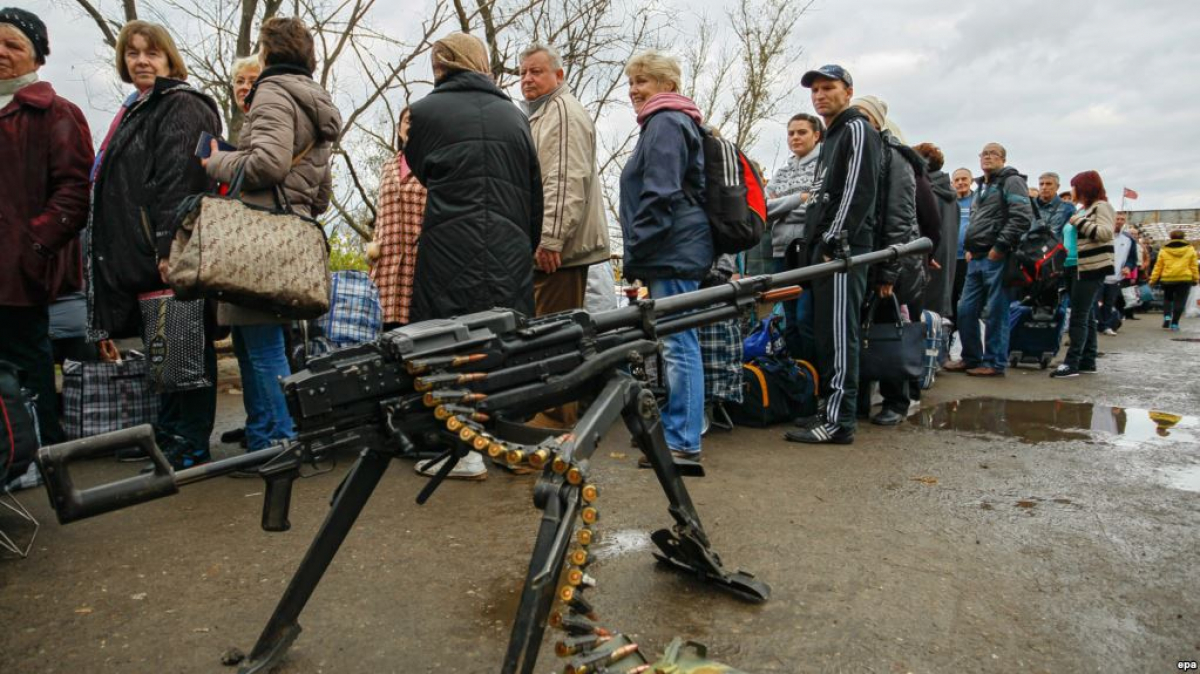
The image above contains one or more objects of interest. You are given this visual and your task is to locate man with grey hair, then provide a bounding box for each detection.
[1036,171,1075,240]
[519,43,610,319]
[944,142,1034,377]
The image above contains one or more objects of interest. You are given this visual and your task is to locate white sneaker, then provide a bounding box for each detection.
[1101,328,1118,336]
[415,451,488,480]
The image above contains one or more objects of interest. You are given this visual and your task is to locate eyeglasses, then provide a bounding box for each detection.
[979,150,1003,158]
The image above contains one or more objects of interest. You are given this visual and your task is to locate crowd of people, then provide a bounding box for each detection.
[3,7,1197,481]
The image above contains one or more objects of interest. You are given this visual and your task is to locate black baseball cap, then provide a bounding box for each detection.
[801,64,853,88]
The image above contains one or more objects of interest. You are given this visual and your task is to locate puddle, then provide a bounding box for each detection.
[909,398,1197,445]
[591,529,652,561]
[1164,466,1200,493]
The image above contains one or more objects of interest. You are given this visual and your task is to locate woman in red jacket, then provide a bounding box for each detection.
[0,8,93,445]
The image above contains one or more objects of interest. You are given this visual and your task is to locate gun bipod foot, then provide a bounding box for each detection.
[649,529,770,603]
[238,623,302,674]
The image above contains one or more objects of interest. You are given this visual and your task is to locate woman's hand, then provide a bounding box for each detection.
[158,259,170,284]
[199,139,219,168]
[98,340,120,363]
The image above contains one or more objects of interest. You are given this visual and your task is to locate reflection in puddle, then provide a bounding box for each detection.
[1165,466,1200,493]
[910,398,1197,445]
[591,529,652,561]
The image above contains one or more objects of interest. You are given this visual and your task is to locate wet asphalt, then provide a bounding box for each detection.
[1,313,1198,673]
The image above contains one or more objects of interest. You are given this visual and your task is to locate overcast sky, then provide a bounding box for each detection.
[20,0,1200,211]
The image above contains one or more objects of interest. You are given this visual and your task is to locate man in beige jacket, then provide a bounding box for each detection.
[519,44,610,316]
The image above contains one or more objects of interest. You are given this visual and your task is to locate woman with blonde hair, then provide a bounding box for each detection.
[619,50,712,463]
[87,20,222,469]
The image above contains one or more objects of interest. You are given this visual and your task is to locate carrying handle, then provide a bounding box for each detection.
[36,424,178,525]
[862,290,905,332]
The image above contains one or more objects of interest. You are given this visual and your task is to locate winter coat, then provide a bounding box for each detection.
[89,77,221,339]
[206,69,343,326]
[768,146,820,258]
[527,86,609,268]
[873,133,920,289]
[1035,195,1075,241]
[1069,201,1115,280]
[0,80,93,307]
[369,153,426,325]
[406,70,542,321]
[924,169,959,317]
[963,166,1034,259]
[1150,240,1199,286]
[804,106,882,262]
[619,110,712,281]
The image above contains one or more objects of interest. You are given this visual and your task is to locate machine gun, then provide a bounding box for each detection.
[36,239,932,674]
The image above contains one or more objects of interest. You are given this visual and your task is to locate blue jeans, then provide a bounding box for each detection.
[648,278,703,455]
[232,324,295,450]
[956,257,1013,371]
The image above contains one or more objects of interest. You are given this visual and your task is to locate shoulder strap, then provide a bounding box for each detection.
[290,141,317,168]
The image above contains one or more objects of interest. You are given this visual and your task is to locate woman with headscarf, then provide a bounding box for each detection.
[619,50,712,463]
[368,107,426,329]
[404,32,542,480]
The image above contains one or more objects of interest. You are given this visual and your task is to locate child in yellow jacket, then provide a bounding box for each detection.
[1150,230,1199,330]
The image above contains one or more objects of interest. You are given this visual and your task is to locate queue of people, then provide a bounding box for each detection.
[3,6,1196,479]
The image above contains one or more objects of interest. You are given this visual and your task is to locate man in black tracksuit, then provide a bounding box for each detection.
[785,65,883,445]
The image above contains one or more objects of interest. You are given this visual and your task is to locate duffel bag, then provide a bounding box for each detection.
[308,271,383,356]
[0,361,40,484]
[728,355,818,427]
[61,354,159,440]
[919,310,948,391]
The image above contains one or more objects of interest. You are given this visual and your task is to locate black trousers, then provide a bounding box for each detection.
[811,265,868,432]
[157,341,218,456]
[1162,283,1192,325]
[1064,275,1102,370]
[0,305,64,445]
[949,260,968,325]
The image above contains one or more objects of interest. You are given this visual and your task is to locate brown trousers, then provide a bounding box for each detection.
[532,264,590,427]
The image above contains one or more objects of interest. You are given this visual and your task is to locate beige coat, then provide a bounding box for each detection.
[527,86,609,268]
[207,71,343,325]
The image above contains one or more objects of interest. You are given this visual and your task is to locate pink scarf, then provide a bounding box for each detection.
[636,92,703,127]
[397,153,411,183]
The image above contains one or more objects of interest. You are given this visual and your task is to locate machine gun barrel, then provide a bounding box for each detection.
[590,238,933,336]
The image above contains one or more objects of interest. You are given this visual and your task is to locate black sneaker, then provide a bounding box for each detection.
[870,409,906,426]
[1049,364,1080,379]
[784,424,854,445]
[1078,364,1097,374]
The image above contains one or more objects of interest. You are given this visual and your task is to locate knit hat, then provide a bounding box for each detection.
[432,32,490,77]
[851,95,888,130]
[0,7,49,64]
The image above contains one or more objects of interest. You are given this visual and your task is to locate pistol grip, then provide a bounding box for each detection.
[262,471,296,532]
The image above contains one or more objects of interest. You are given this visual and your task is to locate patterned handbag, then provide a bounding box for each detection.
[138,289,211,392]
[168,154,331,320]
[61,354,159,440]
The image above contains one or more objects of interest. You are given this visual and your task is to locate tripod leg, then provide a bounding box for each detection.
[623,387,771,603]
[239,447,392,674]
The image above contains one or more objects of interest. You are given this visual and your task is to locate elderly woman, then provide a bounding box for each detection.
[203,17,343,454]
[368,107,426,328]
[87,20,221,469]
[0,8,93,446]
[231,54,260,113]
[619,51,712,463]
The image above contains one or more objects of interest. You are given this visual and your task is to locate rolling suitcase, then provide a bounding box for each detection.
[1007,301,1067,369]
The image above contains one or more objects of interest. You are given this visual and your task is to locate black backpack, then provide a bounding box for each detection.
[0,361,40,485]
[691,127,768,255]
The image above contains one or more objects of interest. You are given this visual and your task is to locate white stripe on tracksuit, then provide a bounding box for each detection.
[823,120,865,246]
[824,271,849,433]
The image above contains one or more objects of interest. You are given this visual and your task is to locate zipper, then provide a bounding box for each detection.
[139,207,154,251]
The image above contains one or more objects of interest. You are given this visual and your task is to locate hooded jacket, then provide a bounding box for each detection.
[1150,239,1199,285]
[89,77,221,339]
[405,70,542,321]
[768,146,820,258]
[619,98,712,282]
[924,169,960,316]
[527,85,609,268]
[206,69,344,325]
[1036,195,1075,241]
[963,166,1034,258]
[804,106,882,262]
[0,79,93,307]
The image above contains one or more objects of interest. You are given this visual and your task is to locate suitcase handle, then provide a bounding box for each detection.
[36,424,179,524]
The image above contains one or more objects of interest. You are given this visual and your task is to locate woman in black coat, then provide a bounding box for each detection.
[405,33,542,323]
[87,21,221,469]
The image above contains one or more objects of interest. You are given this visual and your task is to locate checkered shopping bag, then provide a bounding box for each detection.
[308,271,382,356]
[61,354,159,440]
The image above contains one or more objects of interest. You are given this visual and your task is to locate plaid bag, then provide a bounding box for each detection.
[61,354,159,440]
[138,289,210,392]
[699,318,743,404]
[309,271,382,356]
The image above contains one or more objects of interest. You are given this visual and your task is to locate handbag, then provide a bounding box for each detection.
[1120,284,1141,309]
[308,271,383,356]
[859,293,925,382]
[138,289,210,392]
[168,145,331,319]
[61,354,159,440]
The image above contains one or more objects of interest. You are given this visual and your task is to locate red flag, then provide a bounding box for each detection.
[1123,187,1139,200]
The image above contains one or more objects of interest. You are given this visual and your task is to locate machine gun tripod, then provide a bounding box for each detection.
[36,239,932,673]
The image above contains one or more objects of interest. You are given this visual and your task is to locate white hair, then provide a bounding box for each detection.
[520,43,563,71]
[232,54,262,78]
